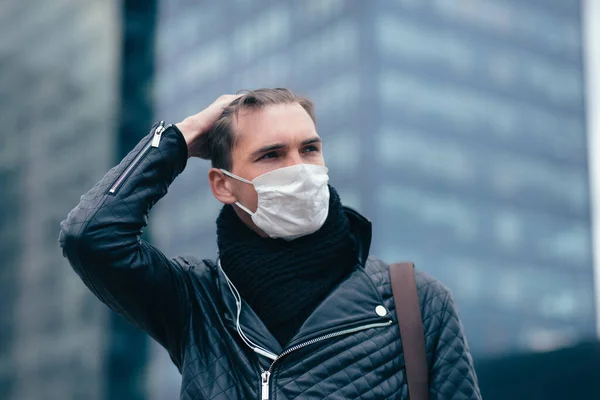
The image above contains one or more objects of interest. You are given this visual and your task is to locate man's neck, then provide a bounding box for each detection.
[232,204,268,238]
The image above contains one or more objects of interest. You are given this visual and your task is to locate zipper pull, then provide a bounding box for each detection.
[261,371,271,400]
[151,122,166,147]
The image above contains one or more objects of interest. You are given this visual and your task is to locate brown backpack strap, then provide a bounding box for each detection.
[390,262,429,400]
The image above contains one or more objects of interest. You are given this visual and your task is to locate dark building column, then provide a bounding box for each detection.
[106,1,157,399]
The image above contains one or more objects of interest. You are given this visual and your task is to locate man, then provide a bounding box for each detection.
[60,88,481,399]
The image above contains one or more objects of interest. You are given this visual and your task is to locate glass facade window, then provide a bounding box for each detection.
[311,73,360,116]
[378,182,592,264]
[233,6,291,62]
[233,52,291,88]
[378,13,583,109]
[430,0,581,57]
[322,127,360,174]
[377,127,474,186]
[380,70,586,162]
[302,0,345,21]
[294,19,358,72]
[174,40,229,91]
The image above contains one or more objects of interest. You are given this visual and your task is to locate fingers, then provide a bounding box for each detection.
[215,94,243,105]
[201,94,242,116]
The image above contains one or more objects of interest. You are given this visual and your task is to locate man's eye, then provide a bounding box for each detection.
[258,151,278,161]
[303,145,319,153]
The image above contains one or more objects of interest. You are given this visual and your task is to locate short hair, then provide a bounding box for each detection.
[201,88,316,170]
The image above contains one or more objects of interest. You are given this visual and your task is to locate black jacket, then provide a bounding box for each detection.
[59,123,481,399]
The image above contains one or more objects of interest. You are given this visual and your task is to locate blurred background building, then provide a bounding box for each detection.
[0,1,119,399]
[1,0,599,399]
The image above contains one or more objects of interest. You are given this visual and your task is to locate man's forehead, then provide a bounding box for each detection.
[232,105,318,147]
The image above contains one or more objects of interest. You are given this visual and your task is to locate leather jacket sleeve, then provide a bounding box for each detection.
[430,291,482,399]
[59,123,190,363]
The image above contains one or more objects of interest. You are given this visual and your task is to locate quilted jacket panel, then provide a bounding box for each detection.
[59,124,481,399]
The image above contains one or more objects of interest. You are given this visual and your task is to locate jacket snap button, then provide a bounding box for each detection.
[375,305,387,317]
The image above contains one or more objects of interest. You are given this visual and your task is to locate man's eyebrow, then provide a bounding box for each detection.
[250,143,288,158]
[301,137,322,146]
[250,137,322,159]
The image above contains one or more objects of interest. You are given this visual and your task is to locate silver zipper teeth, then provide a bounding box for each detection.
[108,122,166,194]
[270,320,393,372]
[260,320,393,400]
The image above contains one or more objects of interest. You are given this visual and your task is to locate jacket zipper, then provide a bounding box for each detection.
[108,122,168,195]
[219,260,393,399]
[259,320,393,400]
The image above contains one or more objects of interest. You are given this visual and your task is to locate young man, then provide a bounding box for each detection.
[60,89,481,399]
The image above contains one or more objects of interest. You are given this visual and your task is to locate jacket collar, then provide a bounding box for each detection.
[216,208,387,357]
[344,206,372,267]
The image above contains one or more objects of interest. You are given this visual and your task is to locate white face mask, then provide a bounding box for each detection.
[220,164,330,240]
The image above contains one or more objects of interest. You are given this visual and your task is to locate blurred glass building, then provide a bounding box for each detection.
[150,0,594,397]
[0,1,120,399]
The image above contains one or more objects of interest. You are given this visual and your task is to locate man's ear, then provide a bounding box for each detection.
[208,168,237,204]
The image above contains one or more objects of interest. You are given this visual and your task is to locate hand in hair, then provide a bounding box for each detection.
[176,94,242,158]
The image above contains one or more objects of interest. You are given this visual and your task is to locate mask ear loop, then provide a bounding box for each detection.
[219,169,256,216]
[233,201,255,216]
[220,169,252,184]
